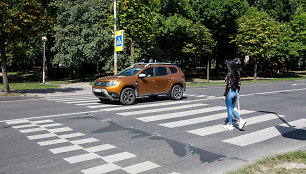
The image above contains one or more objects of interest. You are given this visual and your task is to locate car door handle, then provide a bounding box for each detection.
[168,78,173,81]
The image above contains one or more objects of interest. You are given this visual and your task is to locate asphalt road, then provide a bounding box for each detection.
[1,80,306,174]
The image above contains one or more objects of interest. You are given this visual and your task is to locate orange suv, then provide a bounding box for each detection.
[92,63,186,105]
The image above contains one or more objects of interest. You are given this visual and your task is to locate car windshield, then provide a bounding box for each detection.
[116,66,143,76]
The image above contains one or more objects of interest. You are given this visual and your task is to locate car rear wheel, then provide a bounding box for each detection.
[120,88,136,105]
[170,85,183,100]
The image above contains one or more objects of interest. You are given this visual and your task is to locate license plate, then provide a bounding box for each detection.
[93,88,102,92]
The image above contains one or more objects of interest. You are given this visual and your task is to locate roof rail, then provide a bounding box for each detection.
[132,62,173,67]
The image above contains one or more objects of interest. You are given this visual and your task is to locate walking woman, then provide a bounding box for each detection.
[222,59,246,130]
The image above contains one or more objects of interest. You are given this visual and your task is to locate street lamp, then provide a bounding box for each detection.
[42,36,47,84]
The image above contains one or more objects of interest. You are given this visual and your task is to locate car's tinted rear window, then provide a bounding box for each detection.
[169,67,178,74]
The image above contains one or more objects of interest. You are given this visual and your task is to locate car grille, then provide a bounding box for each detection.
[94,81,108,87]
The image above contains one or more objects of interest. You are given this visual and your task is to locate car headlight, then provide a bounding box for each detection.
[106,81,118,87]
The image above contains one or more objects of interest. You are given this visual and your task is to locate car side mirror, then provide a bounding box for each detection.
[138,73,146,78]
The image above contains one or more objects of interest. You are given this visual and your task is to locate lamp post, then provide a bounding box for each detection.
[114,0,117,75]
[42,36,47,84]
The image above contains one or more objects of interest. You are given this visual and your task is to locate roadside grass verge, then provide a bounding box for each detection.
[227,150,306,174]
[0,82,60,91]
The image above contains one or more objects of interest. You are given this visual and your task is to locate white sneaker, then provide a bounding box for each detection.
[238,119,247,130]
[223,123,233,130]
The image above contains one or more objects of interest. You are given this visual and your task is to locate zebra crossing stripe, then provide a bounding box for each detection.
[12,124,36,129]
[31,120,54,124]
[159,110,255,128]
[103,100,191,112]
[48,127,72,133]
[40,123,63,128]
[88,104,120,109]
[137,106,226,122]
[103,152,136,163]
[122,161,161,174]
[58,133,85,139]
[64,153,101,164]
[70,138,99,145]
[19,127,45,133]
[37,138,68,146]
[196,95,207,97]
[64,99,99,104]
[187,114,284,136]
[50,145,82,154]
[76,102,101,106]
[5,119,29,125]
[27,133,56,140]
[223,118,306,146]
[187,113,286,136]
[85,144,117,153]
[81,163,121,174]
[118,103,208,116]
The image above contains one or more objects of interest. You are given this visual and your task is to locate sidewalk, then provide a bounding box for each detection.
[1,82,93,98]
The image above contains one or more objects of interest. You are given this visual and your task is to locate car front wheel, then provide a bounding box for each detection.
[170,85,183,100]
[120,88,136,105]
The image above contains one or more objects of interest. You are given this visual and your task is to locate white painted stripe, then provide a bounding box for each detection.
[118,104,207,116]
[71,138,99,145]
[169,172,180,174]
[137,106,226,122]
[81,163,121,174]
[85,144,117,153]
[223,119,306,146]
[46,96,95,101]
[31,120,54,124]
[27,133,56,140]
[19,127,45,133]
[160,110,255,128]
[37,138,68,146]
[40,123,62,128]
[65,99,99,104]
[196,95,207,97]
[123,161,160,174]
[103,100,191,111]
[103,152,136,163]
[64,153,101,164]
[6,119,29,125]
[49,145,82,154]
[76,102,101,106]
[207,96,217,99]
[187,114,285,136]
[12,124,36,129]
[87,105,118,109]
[58,133,85,139]
[48,127,72,133]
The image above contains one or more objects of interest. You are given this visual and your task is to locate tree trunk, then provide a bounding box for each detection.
[207,57,210,83]
[253,57,257,80]
[130,39,134,65]
[0,39,11,93]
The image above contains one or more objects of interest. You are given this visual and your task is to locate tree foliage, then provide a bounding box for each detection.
[0,0,52,93]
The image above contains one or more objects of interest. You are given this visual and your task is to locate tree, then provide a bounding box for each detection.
[192,0,249,72]
[0,0,51,93]
[232,7,281,79]
[51,0,112,78]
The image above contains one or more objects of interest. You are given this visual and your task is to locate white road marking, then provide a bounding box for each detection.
[31,120,54,124]
[223,118,306,146]
[48,127,72,133]
[137,106,226,122]
[12,124,36,129]
[58,133,85,139]
[188,114,285,136]
[103,152,136,163]
[160,110,255,128]
[81,163,121,174]
[27,133,56,140]
[37,138,68,146]
[118,103,207,116]
[19,127,46,133]
[85,144,117,153]
[123,161,161,174]
[40,123,63,128]
[70,138,99,145]
[49,145,83,154]
[64,153,101,164]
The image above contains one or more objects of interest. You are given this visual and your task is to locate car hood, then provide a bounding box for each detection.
[96,76,131,81]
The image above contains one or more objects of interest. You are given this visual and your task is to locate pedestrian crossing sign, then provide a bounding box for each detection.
[115,30,124,52]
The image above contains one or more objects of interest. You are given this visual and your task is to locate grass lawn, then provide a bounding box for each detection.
[228,150,306,174]
[0,82,60,91]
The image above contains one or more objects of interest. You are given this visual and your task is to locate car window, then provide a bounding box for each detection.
[117,67,143,76]
[155,67,168,76]
[169,67,178,74]
[140,67,154,77]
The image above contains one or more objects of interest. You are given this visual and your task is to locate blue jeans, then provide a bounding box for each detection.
[225,89,240,124]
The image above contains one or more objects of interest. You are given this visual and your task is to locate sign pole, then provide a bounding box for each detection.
[114,0,117,75]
